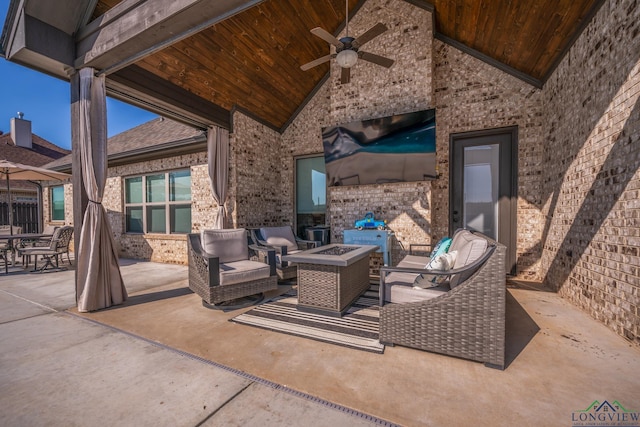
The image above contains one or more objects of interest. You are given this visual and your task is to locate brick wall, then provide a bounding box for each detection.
[540,0,640,344]
[231,112,283,228]
[283,0,435,265]
[432,41,545,279]
[106,153,209,264]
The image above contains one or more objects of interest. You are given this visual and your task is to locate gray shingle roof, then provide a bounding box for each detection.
[45,117,206,170]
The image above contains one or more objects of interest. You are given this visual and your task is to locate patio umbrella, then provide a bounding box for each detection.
[0,159,71,234]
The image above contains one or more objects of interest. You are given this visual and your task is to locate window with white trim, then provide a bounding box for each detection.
[124,170,191,234]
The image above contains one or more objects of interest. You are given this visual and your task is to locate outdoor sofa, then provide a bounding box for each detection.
[379,229,506,369]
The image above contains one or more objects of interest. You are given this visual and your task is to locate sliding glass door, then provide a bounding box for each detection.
[295,156,327,238]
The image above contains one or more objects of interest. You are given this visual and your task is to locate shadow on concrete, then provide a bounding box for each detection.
[505,291,540,369]
[101,286,193,310]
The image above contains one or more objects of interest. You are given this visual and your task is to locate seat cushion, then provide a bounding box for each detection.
[201,229,248,264]
[259,226,298,253]
[383,276,449,304]
[219,260,271,286]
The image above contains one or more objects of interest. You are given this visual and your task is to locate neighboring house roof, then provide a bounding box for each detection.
[46,117,206,172]
[0,130,71,192]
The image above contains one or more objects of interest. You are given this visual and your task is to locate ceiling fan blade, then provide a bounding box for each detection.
[310,27,344,48]
[341,66,351,84]
[352,23,388,48]
[358,51,394,68]
[300,54,335,71]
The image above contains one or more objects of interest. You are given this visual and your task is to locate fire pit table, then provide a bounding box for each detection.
[282,243,378,317]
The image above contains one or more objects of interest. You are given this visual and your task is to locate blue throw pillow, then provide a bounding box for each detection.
[429,237,452,259]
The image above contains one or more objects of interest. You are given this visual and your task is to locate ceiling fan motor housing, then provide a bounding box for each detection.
[336,37,358,68]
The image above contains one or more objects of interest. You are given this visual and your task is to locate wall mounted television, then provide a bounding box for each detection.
[322,109,436,187]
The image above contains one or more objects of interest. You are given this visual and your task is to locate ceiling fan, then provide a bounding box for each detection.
[300,0,394,84]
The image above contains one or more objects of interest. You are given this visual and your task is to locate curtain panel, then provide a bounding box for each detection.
[207,126,230,229]
[76,68,127,312]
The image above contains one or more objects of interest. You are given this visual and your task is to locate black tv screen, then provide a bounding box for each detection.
[322,109,436,186]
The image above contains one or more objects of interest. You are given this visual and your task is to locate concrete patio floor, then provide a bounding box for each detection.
[1,258,639,426]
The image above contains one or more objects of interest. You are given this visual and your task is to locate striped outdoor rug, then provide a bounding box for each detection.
[230,285,384,353]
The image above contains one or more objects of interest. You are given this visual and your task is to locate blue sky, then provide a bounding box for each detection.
[0,0,158,150]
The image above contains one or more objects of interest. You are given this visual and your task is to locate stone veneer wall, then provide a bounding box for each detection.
[540,0,640,344]
[432,41,545,279]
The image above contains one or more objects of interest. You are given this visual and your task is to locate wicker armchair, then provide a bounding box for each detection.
[379,230,506,369]
[249,226,320,281]
[187,229,278,309]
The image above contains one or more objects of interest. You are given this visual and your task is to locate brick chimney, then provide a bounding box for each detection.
[10,112,32,149]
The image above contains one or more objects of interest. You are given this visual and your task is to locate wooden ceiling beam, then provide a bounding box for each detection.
[75,0,266,73]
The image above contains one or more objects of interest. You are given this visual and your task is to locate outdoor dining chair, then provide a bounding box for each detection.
[18,226,74,272]
[0,226,22,274]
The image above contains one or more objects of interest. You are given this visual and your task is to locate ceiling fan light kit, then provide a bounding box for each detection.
[336,49,358,68]
[300,0,394,84]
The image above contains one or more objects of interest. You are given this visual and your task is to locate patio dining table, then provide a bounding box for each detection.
[0,233,53,273]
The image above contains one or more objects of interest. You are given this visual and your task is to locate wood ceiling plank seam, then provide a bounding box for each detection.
[540,0,606,83]
[250,0,318,69]
[454,0,465,40]
[152,46,293,126]
[466,0,491,53]
[524,0,569,78]
[528,5,571,79]
[215,19,312,107]
[137,50,244,111]
[172,38,300,125]
[459,0,481,46]
[432,0,449,34]
[482,0,513,60]
[494,0,526,63]
[509,0,542,69]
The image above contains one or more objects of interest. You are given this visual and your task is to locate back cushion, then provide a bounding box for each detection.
[450,230,488,267]
[259,226,298,253]
[201,229,248,264]
[449,230,488,288]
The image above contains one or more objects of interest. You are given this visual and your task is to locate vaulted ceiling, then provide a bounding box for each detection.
[2,0,603,132]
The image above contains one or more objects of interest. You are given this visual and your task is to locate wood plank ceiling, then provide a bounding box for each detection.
[94,0,602,131]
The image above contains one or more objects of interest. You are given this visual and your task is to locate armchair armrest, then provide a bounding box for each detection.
[249,244,277,276]
[295,237,321,250]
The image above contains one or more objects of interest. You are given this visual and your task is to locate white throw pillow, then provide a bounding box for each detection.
[413,251,458,288]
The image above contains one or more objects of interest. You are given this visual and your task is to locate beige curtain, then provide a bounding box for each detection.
[77,67,127,312]
[207,126,230,229]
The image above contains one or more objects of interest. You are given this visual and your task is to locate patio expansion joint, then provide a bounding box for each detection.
[0,289,59,314]
[63,310,400,427]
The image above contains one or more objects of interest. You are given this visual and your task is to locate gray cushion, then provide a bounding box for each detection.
[383,276,449,303]
[449,230,488,288]
[201,229,248,264]
[219,260,271,285]
[259,226,298,253]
